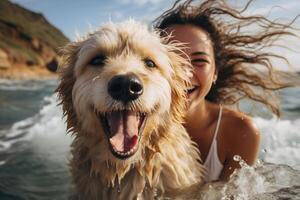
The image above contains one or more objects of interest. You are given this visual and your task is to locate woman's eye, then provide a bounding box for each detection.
[191,58,209,68]
[191,58,209,64]
[192,63,206,68]
[144,58,156,68]
[89,55,106,66]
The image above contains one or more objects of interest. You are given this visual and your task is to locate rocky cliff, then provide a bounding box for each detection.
[0,0,69,79]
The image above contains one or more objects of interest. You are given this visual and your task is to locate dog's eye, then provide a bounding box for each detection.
[144,58,156,68]
[89,55,106,66]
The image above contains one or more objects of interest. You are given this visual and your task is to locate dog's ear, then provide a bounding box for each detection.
[56,41,82,134]
[167,49,192,125]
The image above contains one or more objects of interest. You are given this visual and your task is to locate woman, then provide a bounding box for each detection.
[153,0,298,182]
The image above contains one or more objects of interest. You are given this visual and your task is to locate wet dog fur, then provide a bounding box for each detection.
[57,20,203,200]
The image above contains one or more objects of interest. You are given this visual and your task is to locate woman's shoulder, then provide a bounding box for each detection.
[219,107,261,165]
[221,107,259,135]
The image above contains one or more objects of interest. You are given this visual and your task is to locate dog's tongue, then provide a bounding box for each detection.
[108,111,139,152]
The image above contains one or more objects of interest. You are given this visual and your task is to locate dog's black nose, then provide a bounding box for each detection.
[108,74,143,102]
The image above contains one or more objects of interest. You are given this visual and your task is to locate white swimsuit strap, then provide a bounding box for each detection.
[213,105,222,142]
[203,105,224,181]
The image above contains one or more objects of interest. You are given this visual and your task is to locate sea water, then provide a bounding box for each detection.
[0,79,299,200]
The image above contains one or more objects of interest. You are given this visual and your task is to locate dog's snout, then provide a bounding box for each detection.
[108,74,143,102]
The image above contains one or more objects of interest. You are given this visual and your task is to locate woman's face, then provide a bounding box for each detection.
[166,24,216,107]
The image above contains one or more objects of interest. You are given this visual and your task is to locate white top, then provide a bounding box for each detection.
[203,105,223,182]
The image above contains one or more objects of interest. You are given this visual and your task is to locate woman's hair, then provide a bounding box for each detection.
[153,0,299,116]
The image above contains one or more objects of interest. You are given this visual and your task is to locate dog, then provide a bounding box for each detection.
[57,20,203,199]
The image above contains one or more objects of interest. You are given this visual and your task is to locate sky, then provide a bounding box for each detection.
[11,0,174,40]
[9,0,300,70]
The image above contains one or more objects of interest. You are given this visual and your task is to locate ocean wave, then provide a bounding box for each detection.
[0,79,58,91]
[0,94,71,159]
[284,106,300,113]
[254,117,300,167]
[0,93,300,199]
[1,94,300,166]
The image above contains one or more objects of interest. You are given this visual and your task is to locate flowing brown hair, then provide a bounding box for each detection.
[153,0,300,116]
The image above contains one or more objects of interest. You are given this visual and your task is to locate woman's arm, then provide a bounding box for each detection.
[219,114,261,181]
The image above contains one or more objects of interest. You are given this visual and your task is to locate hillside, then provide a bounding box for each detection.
[0,0,69,79]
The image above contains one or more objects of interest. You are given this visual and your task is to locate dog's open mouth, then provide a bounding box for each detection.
[96,110,147,159]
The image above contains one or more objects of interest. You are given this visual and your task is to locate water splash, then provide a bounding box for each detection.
[165,158,300,200]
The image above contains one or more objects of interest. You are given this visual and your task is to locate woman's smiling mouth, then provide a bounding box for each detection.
[187,86,199,94]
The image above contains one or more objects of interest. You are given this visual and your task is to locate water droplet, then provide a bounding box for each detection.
[255,159,263,167]
[233,155,248,167]
[117,182,121,193]
[239,159,247,167]
[153,188,158,197]
[262,149,267,153]
[256,159,261,164]
[233,155,241,162]
[92,75,100,82]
